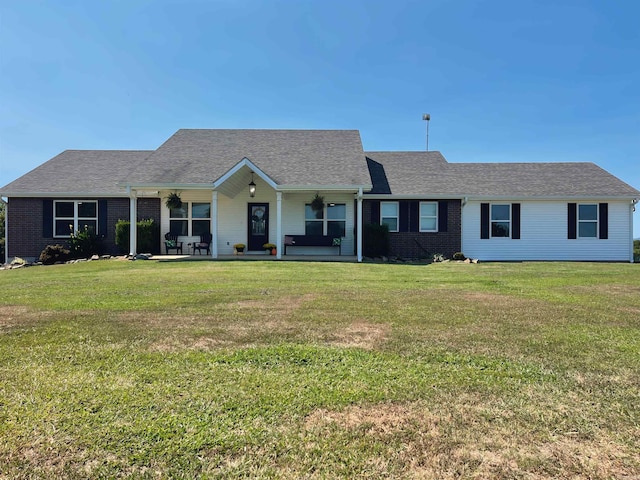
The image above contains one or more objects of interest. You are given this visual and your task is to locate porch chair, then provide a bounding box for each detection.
[193,232,212,255]
[164,232,183,255]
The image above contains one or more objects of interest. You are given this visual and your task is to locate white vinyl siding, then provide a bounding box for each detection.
[462,200,632,261]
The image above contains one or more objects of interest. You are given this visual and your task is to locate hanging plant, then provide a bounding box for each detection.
[311,193,325,213]
[165,192,183,210]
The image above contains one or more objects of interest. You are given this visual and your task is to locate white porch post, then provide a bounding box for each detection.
[2,199,8,264]
[276,191,282,259]
[129,190,137,255]
[357,188,363,262]
[211,190,218,259]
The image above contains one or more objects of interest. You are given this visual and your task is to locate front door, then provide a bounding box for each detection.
[248,203,269,251]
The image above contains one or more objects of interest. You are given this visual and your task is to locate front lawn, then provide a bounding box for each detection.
[0,260,639,478]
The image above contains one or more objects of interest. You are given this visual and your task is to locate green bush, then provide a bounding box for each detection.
[115,219,159,254]
[634,239,640,263]
[363,223,390,258]
[68,226,104,259]
[39,244,71,265]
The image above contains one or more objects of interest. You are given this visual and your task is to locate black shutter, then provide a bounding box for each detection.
[599,203,608,239]
[438,201,448,232]
[98,200,108,237]
[409,201,419,232]
[370,201,380,224]
[43,199,53,237]
[480,203,490,239]
[568,203,577,239]
[399,201,409,232]
[512,203,521,239]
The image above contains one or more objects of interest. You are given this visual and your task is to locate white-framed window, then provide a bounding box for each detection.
[169,202,211,236]
[54,200,98,237]
[491,204,510,238]
[419,202,438,232]
[578,204,598,238]
[380,202,399,232]
[305,203,346,237]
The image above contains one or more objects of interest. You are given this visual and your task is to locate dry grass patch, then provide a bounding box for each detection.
[303,394,640,479]
[326,320,390,350]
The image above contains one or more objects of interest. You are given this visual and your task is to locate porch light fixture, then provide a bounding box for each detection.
[249,172,256,197]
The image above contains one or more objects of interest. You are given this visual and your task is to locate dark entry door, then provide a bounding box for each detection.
[248,203,269,251]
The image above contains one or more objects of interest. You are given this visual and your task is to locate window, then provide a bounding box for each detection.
[305,203,346,237]
[170,202,211,236]
[380,202,399,232]
[419,202,438,232]
[578,204,597,238]
[305,204,323,235]
[327,204,346,237]
[54,200,98,237]
[491,204,510,237]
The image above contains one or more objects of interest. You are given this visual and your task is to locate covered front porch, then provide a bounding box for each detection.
[127,158,365,261]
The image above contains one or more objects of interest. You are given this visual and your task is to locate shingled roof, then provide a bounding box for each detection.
[132,129,371,187]
[0,150,153,196]
[365,151,640,198]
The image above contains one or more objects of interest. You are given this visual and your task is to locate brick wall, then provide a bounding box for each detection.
[6,197,134,260]
[363,199,462,259]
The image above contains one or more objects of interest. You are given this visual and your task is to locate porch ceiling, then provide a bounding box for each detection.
[216,165,256,199]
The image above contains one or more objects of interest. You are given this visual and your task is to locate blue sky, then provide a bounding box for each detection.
[1,0,639,237]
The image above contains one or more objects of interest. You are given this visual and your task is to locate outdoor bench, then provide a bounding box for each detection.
[284,235,341,255]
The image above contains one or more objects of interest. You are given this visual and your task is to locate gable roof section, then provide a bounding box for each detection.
[0,150,153,196]
[131,129,371,188]
[365,151,640,198]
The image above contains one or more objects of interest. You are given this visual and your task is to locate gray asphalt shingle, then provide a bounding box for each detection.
[365,151,640,197]
[136,129,371,187]
[2,131,637,198]
[0,150,153,195]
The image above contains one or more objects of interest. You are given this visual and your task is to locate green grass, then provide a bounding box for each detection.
[1,260,639,478]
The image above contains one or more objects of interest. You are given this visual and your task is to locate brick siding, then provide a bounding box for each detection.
[6,197,163,260]
[363,199,462,259]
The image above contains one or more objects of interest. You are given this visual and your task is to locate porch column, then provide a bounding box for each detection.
[276,191,282,259]
[129,190,137,255]
[211,190,218,259]
[356,188,363,262]
[2,199,8,264]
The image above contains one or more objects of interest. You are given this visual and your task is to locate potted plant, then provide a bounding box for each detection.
[310,193,324,216]
[233,243,245,254]
[263,243,276,255]
[165,192,183,210]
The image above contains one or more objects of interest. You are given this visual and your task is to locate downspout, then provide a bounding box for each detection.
[460,197,468,257]
[356,188,363,262]
[631,199,638,263]
[128,187,137,256]
[1,197,7,265]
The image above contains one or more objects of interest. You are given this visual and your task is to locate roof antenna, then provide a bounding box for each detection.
[422,113,431,151]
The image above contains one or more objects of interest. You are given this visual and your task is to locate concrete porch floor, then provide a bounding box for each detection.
[151,253,358,262]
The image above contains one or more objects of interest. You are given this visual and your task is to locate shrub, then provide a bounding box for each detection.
[68,226,104,259]
[363,223,390,258]
[39,244,70,265]
[452,252,466,261]
[115,219,159,254]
